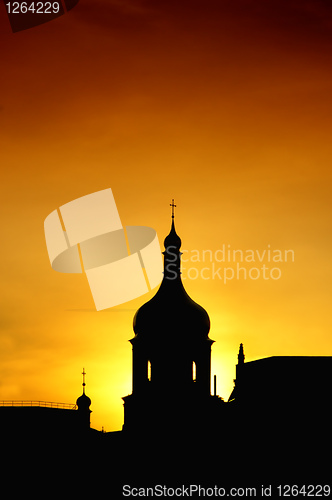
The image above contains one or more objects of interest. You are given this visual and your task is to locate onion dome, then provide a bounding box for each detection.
[76,392,91,410]
[133,201,211,341]
[76,368,91,410]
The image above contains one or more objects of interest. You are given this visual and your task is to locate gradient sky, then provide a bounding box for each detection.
[1,0,331,430]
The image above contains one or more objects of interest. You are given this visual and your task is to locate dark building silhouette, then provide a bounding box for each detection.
[118,208,331,486]
[0,369,91,443]
[122,206,224,436]
[1,203,331,493]
[229,344,332,412]
[228,344,332,455]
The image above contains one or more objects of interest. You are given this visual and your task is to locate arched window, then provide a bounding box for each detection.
[147,360,152,382]
[192,361,197,382]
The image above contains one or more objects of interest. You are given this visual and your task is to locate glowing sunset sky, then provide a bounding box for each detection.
[0,0,331,430]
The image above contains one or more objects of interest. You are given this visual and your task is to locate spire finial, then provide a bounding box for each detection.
[238,344,245,365]
[82,367,86,394]
[170,199,176,219]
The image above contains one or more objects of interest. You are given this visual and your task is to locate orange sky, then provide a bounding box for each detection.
[1,0,332,431]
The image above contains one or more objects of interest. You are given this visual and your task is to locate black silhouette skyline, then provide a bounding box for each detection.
[1,204,331,495]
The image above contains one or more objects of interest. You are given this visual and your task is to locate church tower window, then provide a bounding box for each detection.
[147,360,152,382]
[192,361,197,382]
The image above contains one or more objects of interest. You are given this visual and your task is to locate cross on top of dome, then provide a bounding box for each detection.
[170,199,176,219]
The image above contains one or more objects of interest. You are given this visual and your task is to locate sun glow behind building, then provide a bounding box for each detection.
[0,0,332,431]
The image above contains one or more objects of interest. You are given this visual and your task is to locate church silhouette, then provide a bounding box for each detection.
[123,201,220,437]
[1,202,331,493]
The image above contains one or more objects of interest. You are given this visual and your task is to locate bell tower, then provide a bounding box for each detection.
[122,201,216,435]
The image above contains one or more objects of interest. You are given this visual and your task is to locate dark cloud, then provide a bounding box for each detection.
[72,0,332,30]
[67,0,332,57]
[242,0,332,33]
[71,0,159,33]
